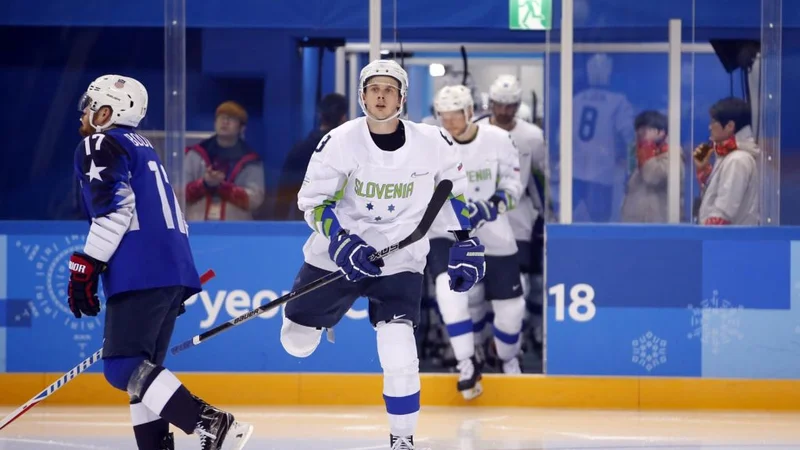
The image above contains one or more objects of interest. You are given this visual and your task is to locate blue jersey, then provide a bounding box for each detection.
[74,127,201,299]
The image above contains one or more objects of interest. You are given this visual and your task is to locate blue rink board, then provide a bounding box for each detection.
[4,221,800,378]
[545,225,800,379]
[0,221,381,374]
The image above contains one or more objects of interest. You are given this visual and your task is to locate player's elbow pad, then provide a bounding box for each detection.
[84,194,135,263]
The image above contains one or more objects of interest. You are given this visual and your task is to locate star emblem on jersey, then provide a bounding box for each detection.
[388,204,395,212]
[366,202,374,211]
[474,187,480,192]
[86,159,106,182]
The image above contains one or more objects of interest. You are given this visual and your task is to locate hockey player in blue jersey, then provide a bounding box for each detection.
[68,75,253,450]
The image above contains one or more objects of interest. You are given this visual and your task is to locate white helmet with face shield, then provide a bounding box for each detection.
[358,59,408,122]
[78,75,148,132]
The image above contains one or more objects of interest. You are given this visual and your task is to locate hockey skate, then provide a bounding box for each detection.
[195,402,254,450]
[390,434,415,450]
[456,357,483,400]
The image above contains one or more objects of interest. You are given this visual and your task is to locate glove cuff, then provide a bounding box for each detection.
[490,191,511,212]
[70,252,106,272]
[452,236,481,248]
[451,230,471,241]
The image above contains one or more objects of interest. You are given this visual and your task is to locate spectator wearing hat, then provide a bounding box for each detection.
[185,101,265,221]
[276,93,348,220]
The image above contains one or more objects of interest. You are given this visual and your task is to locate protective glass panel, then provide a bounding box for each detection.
[174,23,343,222]
[687,0,779,225]
[0,5,166,220]
[759,0,782,225]
[545,0,695,224]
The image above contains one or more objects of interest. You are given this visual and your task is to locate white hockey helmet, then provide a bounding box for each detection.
[433,85,474,115]
[358,59,408,122]
[79,75,148,131]
[489,74,522,105]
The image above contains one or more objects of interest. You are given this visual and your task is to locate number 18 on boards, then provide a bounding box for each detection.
[548,283,596,322]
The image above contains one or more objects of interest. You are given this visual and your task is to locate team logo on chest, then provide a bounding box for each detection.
[468,168,493,182]
[354,177,415,200]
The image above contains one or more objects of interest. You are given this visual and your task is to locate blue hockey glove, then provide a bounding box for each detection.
[447,238,486,292]
[328,231,384,282]
[467,198,501,229]
[68,252,106,318]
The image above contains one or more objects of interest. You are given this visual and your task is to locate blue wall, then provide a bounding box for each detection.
[0,221,381,373]
[3,0,799,31]
[546,224,800,378]
[4,220,800,379]
[2,0,799,222]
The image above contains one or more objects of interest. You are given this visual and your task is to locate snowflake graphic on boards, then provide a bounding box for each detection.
[632,331,667,372]
[687,290,744,354]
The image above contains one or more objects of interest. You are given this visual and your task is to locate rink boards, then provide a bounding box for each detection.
[1,221,800,409]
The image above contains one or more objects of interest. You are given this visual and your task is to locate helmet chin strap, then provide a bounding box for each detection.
[89,108,114,132]
[366,108,403,124]
[360,94,404,124]
[454,122,476,141]
[440,107,475,140]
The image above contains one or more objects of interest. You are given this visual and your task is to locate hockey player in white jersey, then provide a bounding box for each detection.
[475,75,547,281]
[427,84,524,399]
[474,74,548,359]
[279,60,485,450]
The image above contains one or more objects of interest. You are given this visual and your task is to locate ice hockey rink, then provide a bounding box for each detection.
[2,405,800,450]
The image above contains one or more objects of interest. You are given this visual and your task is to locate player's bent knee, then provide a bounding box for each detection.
[376,322,418,372]
[467,281,486,308]
[435,273,471,322]
[280,316,323,358]
[103,356,147,392]
[491,296,525,331]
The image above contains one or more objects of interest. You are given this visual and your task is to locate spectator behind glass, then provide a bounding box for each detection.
[621,110,685,223]
[276,93,348,220]
[694,97,760,225]
[184,101,265,221]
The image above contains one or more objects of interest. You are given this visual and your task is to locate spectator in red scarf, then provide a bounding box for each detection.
[621,110,685,222]
[695,97,760,225]
[184,101,265,221]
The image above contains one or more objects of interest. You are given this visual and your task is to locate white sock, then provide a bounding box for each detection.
[467,282,492,348]
[377,322,420,437]
[435,273,474,361]
[491,297,525,361]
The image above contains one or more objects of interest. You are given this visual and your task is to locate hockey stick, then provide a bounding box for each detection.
[170,179,455,356]
[0,269,216,432]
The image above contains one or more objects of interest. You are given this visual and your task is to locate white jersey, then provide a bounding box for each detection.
[475,117,547,242]
[430,124,522,256]
[298,117,469,276]
[571,88,635,184]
